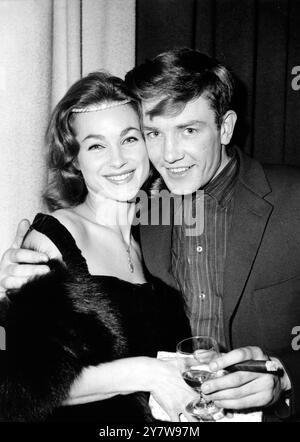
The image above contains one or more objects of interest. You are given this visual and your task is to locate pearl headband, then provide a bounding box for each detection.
[72,99,132,113]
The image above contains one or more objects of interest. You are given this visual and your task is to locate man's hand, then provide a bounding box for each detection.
[0,219,49,296]
[201,346,290,411]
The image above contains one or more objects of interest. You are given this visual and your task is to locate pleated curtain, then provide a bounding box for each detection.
[0,0,135,257]
[1,0,300,258]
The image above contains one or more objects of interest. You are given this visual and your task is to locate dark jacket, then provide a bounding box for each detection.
[139,148,300,421]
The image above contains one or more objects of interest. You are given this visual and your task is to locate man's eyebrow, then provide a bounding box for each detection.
[176,120,206,129]
[142,120,206,131]
[142,125,159,131]
[81,127,140,142]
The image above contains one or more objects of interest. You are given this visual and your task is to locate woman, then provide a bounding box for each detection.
[0,72,197,422]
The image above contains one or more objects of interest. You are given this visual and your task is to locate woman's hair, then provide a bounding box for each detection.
[44,71,140,211]
[125,48,235,128]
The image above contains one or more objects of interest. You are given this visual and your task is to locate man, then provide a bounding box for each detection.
[1,49,300,421]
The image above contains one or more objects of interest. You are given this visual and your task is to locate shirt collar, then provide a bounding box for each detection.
[203,148,239,207]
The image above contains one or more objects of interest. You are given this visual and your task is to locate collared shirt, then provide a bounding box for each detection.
[171,152,239,351]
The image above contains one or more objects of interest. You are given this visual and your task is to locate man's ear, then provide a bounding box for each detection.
[220,110,237,145]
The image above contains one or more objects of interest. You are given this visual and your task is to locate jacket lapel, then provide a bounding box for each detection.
[223,151,273,347]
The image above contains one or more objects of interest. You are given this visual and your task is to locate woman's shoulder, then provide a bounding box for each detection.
[52,208,91,240]
[23,220,62,260]
[23,209,85,264]
[51,208,81,229]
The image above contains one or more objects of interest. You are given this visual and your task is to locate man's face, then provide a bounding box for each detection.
[142,95,234,195]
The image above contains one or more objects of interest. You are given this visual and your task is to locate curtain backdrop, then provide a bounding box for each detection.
[136,0,300,167]
[1,0,299,259]
[0,0,135,258]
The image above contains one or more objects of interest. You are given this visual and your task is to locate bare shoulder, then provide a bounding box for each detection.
[51,208,85,239]
[23,229,62,260]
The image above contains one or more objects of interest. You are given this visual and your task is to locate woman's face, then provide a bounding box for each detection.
[73,103,149,202]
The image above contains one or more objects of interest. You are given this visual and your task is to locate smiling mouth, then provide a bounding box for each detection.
[166,166,194,176]
[105,170,135,184]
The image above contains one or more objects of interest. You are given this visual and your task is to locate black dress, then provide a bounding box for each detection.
[0,213,191,422]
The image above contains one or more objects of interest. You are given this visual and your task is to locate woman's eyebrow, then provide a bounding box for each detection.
[81,133,106,142]
[81,126,140,142]
[119,126,140,137]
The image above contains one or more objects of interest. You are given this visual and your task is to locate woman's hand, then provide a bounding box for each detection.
[0,219,49,297]
[140,357,199,422]
[65,357,198,422]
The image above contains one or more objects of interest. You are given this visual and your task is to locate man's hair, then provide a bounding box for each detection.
[125,48,234,127]
[44,71,139,211]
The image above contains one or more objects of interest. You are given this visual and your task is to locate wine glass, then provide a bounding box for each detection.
[176,336,224,421]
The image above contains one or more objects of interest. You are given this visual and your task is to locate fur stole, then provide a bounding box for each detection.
[0,260,153,422]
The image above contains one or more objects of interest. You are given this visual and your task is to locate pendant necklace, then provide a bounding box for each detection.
[124,238,134,273]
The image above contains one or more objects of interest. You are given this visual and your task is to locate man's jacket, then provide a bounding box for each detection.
[139,148,300,421]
